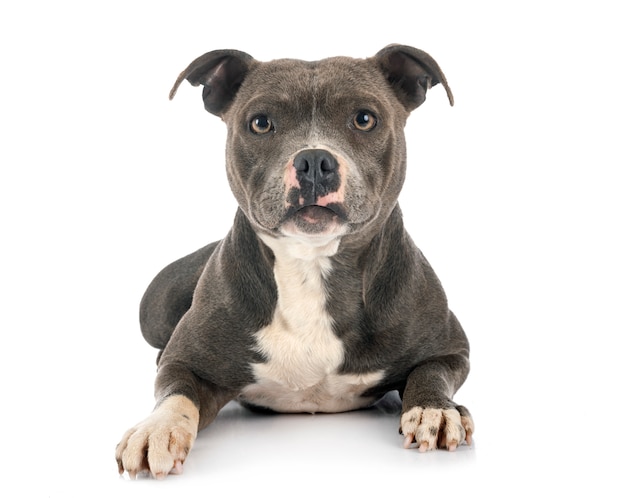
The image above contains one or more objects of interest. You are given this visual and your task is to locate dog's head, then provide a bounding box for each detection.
[170,45,452,247]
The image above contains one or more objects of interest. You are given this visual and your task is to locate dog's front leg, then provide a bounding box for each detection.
[115,364,234,479]
[400,355,474,452]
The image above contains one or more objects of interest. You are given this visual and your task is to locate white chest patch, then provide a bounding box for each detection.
[239,234,385,413]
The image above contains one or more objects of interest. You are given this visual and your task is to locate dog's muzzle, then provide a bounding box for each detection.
[282,148,347,236]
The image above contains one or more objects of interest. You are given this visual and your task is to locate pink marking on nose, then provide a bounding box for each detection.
[315,191,344,207]
[284,159,300,190]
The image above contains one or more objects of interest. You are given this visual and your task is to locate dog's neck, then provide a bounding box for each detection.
[258,232,341,261]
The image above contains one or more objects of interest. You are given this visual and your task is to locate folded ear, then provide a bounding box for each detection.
[375,44,454,110]
[169,49,256,116]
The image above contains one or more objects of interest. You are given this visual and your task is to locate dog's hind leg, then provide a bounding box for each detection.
[139,241,220,351]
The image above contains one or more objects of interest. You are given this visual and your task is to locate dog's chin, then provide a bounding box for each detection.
[280,206,348,239]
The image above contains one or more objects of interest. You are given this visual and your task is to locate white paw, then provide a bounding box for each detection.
[116,395,199,479]
[400,406,474,452]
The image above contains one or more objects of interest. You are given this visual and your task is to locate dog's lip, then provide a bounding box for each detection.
[276,204,348,236]
[296,203,346,220]
[295,205,337,223]
[278,204,349,238]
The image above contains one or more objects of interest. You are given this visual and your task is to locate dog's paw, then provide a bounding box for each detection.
[400,405,474,452]
[115,395,199,479]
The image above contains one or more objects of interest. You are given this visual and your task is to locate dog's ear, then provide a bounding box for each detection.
[375,44,454,110]
[169,49,256,116]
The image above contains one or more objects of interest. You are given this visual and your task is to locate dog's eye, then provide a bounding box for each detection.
[353,110,377,131]
[250,115,274,134]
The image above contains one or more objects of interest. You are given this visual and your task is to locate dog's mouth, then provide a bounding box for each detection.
[282,203,347,236]
[298,204,344,222]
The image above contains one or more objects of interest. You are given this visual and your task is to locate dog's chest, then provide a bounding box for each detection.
[239,236,384,413]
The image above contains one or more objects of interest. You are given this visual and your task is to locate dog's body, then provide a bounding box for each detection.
[116,45,473,479]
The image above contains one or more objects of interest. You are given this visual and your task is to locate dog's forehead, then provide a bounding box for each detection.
[237,56,390,106]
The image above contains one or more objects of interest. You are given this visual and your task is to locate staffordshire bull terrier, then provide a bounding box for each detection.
[116,44,473,479]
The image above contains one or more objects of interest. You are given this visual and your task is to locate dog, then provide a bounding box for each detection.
[116,44,473,479]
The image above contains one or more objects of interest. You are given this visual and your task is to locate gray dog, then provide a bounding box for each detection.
[116,44,473,479]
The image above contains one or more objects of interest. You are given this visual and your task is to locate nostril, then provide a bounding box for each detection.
[320,158,334,172]
[294,157,310,173]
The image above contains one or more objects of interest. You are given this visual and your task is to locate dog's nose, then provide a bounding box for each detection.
[293,149,338,183]
[292,149,341,204]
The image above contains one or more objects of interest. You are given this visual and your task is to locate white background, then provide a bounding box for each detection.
[1,1,624,496]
